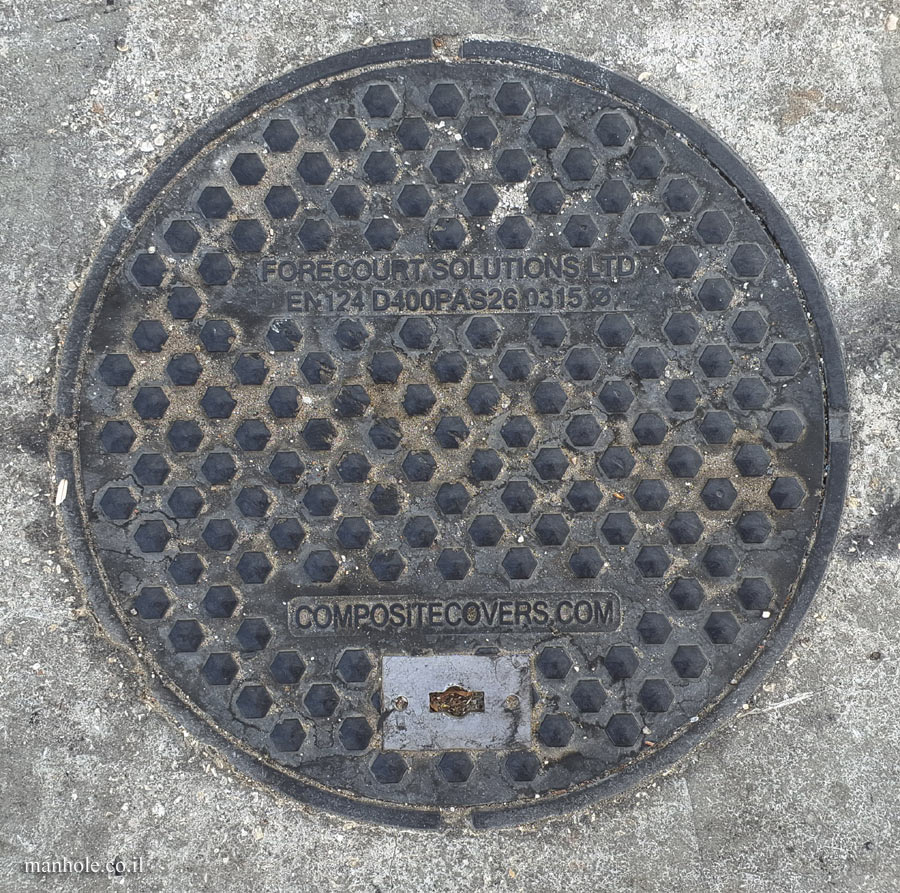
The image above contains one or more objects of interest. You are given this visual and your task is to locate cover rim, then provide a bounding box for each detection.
[53,38,849,830]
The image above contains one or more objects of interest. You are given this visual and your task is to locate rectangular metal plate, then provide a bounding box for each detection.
[381,654,531,751]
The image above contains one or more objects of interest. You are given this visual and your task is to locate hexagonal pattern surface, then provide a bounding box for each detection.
[74,54,839,823]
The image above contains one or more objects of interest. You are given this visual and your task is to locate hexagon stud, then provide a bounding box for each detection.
[436,549,470,581]
[496,215,532,249]
[532,446,569,481]
[667,511,703,545]
[628,145,664,178]
[537,715,573,747]
[430,149,464,183]
[669,578,705,611]
[730,243,767,277]
[305,683,339,717]
[362,84,398,117]
[528,114,564,148]
[428,83,464,117]
[502,546,538,579]
[403,516,438,548]
[100,487,136,520]
[569,546,604,578]
[664,245,700,279]
[370,550,405,582]
[270,719,305,752]
[766,342,803,377]
[197,186,232,219]
[605,644,639,680]
[530,313,567,347]
[701,478,738,511]
[198,252,233,285]
[298,218,332,251]
[463,183,499,217]
[236,685,272,719]
[637,612,672,644]
[601,512,636,545]
[572,680,606,713]
[703,544,739,577]
[363,152,397,185]
[696,209,732,244]
[596,110,632,147]
[635,545,671,577]
[336,649,373,683]
[562,147,597,181]
[496,148,532,182]
[98,354,135,387]
[567,481,602,512]
[371,753,408,784]
[134,588,170,619]
[738,578,773,611]
[297,151,332,184]
[501,481,536,514]
[131,252,166,287]
[236,552,272,584]
[598,446,635,480]
[462,115,498,149]
[304,551,338,583]
[605,713,641,747]
[468,515,503,547]
[336,517,371,550]
[536,647,573,679]
[201,653,238,686]
[563,215,598,247]
[202,586,238,618]
[663,177,700,212]
[634,479,669,511]
[169,619,204,653]
[529,181,564,215]
[428,217,466,251]
[598,380,633,413]
[397,117,430,150]
[505,752,540,782]
[236,618,271,652]
[437,752,474,782]
[269,518,305,552]
[263,119,298,151]
[697,278,733,311]
[330,117,365,150]
[705,611,740,644]
[769,477,805,509]
[495,81,531,115]
[532,380,567,415]
[672,644,707,678]
[534,514,569,546]
[331,185,365,218]
[639,679,674,712]
[163,221,199,254]
[767,409,805,443]
[597,179,632,213]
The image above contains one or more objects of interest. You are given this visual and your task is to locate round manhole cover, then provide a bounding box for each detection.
[56,39,849,828]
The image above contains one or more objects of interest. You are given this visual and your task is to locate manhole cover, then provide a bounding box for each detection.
[56,39,849,828]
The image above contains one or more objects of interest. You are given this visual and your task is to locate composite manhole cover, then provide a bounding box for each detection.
[56,39,849,828]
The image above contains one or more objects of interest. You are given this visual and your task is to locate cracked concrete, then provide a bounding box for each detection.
[1,0,899,890]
